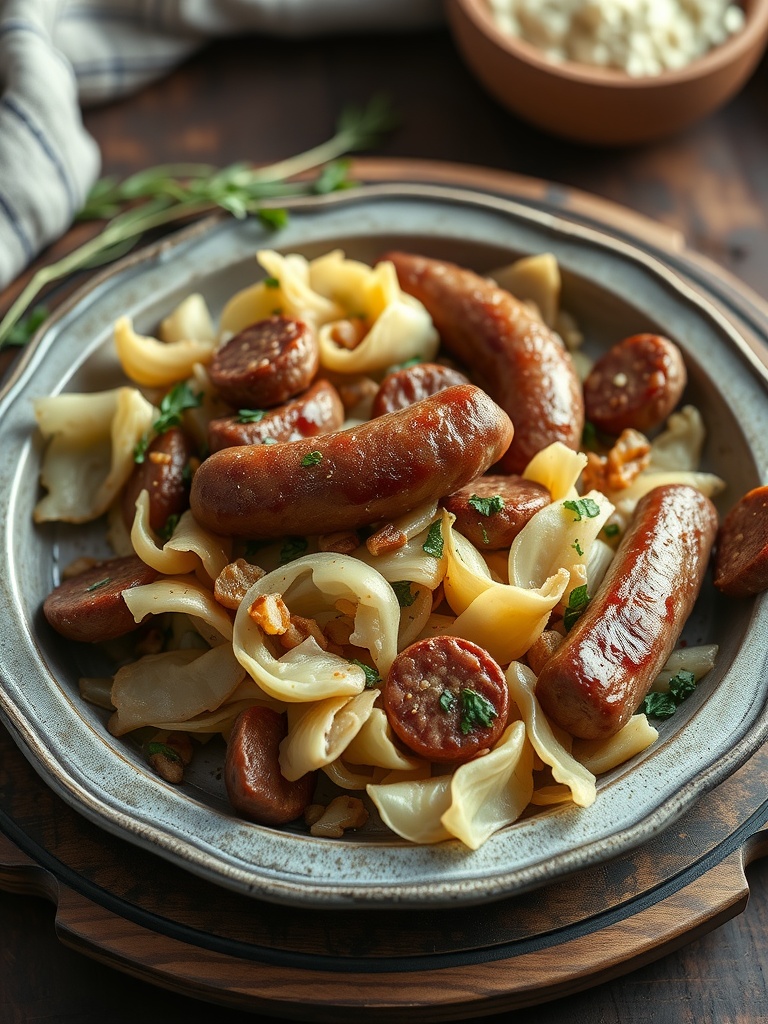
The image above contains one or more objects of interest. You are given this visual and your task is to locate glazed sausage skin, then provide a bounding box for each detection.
[121,427,196,532]
[713,485,768,597]
[371,362,470,417]
[535,484,718,740]
[208,379,345,453]
[225,706,316,826]
[43,556,160,643]
[190,384,514,539]
[383,251,584,474]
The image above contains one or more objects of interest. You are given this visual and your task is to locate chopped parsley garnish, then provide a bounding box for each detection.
[301,451,323,467]
[280,536,308,564]
[385,356,422,374]
[564,584,590,631]
[563,497,601,522]
[263,276,280,288]
[238,408,266,424]
[258,207,289,229]
[603,523,620,538]
[145,741,182,763]
[640,670,697,720]
[468,493,504,517]
[349,659,381,689]
[157,513,180,542]
[85,576,111,592]
[134,381,202,462]
[572,539,584,557]
[439,690,457,713]
[422,520,444,558]
[581,420,597,449]
[459,688,497,735]
[262,437,278,445]
[392,580,416,607]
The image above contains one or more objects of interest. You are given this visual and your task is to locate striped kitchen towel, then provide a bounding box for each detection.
[0,0,442,291]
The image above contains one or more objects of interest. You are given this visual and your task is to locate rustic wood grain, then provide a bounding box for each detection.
[2,24,768,1024]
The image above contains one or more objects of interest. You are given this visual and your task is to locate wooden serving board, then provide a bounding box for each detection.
[2,161,768,1019]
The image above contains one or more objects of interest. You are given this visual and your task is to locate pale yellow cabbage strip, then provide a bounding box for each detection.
[130,493,232,581]
[573,715,659,776]
[114,315,217,387]
[279,689,378,781]
[367,775,454,845]
[123,576,234,645]
[522,442,588,501]
[506,661,597,807]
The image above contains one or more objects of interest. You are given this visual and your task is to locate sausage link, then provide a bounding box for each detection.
[121,427,196,532]
[190,384,514,539]
[209,316,319,409]
[371,362,470,417]
[383,251,584,473]
[535,484,718,740]
[224,706,317,826]
[713,485,768,597]
[43,556,160,643]
[208,379,345,453]
[383,636,509,763]
[441,473,550,550]
[583,333,687,435]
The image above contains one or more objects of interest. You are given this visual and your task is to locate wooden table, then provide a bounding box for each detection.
[2,24,768,1024]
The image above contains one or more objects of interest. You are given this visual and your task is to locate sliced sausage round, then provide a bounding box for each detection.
[583,333,687,436]
[43,556,160,643]
[208,379,345,453]
[209,316,319,409]
[225,706,317,826]
[371,362,470,417]
[122,427,196,532]
[714,485,768,597]
[441,474,551,550]
[383,636,509,764]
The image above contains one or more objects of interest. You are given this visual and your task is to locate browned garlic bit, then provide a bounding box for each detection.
[582,427,651,493]
[318,530,360,554]
[308,796,369,838]
[324,614,355,647]
[145,731,193,784]
[366,522,407,557]
[214,558,266,609]
[328,316,368,351]
[279,615,329,652]
[247,592,291,634]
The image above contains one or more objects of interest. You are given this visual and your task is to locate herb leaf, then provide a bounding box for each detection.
[85,576,111,593]
[391,580,416,607]
[134,381,202,462]
[459,688,498,735]
[603,523,620,538]
[349,659,381,689]
[238,408,266,424]
[468,493,504,517]
[563,498,601,522]
[280,537,308,564]
[641,670,698,720]
[564,584,590,631]
[157,513,180,542]
[301,451,323,467]
[422,521,444,558]
[439,690,457,713]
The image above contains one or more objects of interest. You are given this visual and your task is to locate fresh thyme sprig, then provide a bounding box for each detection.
[0,95,396,350]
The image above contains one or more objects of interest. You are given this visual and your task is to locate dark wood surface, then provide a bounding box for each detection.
[2,23,768,1024]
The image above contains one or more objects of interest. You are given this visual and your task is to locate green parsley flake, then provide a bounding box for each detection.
[238,408,266,424]
[603,523,620,538]
[439,690,456,713]
[468,493,504,517]
[134,381,202,463]
[581,420,598,449]
[258,207,289,229]
[263,276,280,288]
[157,513,180,542]
[280,537,308,564]
[422,520,444,558]
[563,497,601,522]
[640,670,697,720]
[301,451,323,467]
[145,741,182,763]
[572,539,584,557]
[349,659,381,689]
[262,437,278,445]
[459,688,497,735]
[85,576,111,593]
[392,580,416,607]
[669,669,697,701]
[564,584,590,631]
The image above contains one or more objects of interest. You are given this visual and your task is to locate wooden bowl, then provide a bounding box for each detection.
[446,0,768,145]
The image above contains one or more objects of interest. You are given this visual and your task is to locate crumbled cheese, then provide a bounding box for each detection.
[488,0,746,76]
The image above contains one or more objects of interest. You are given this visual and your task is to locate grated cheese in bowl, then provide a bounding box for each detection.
[488,0,746,76]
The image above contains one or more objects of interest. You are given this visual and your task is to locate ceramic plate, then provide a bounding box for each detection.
[1,183,767,908]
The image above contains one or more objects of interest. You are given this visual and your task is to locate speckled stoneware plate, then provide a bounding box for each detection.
[1,183,767,909]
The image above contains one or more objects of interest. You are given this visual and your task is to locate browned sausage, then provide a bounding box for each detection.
[371,362,470,417]
[208,316,319,409]
[224,706,316,826]
[208,379,345,453]
[383,636,509,763]
[441,474,551,550]
[121,427,196,532]
[535,484,718,740]
[43,556,160,643]
[713,485,768,597]
[190,384,514,539]
[382,251,584,473]
[583,333,687,435]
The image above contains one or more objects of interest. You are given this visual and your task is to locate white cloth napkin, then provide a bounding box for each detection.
[0,0,443,290]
